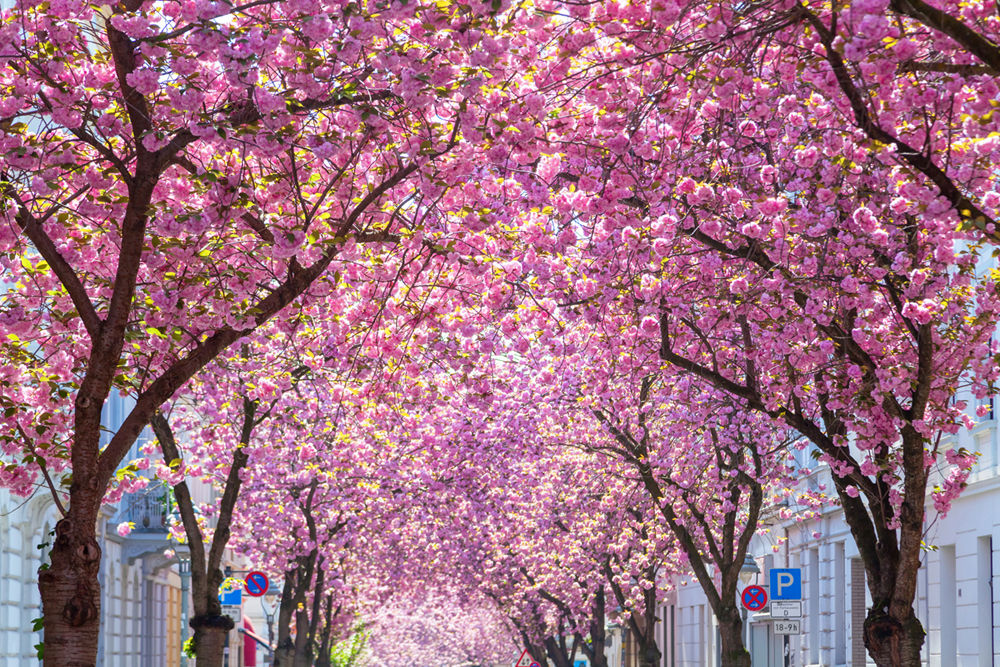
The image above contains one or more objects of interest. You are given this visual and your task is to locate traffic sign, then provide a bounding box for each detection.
[773,619,801,635]
[741,585,768,611]
[218,581,242,606]
[770,601,802,618]
[244,571,269,597]
[514,648,541,667]
[769,568,802,600]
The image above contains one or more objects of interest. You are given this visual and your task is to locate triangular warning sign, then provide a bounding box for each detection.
[514,648,541,667]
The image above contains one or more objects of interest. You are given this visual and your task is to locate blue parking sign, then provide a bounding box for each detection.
[769,568,802,600]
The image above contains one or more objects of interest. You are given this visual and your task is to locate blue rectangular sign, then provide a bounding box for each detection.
[769,568,802,600]
[218,586,242,606]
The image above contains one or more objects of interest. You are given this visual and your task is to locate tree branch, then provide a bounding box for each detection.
[206,396,257,574]
[890,0,1000,75]
[798,3,999,239]
[11,195,102,340]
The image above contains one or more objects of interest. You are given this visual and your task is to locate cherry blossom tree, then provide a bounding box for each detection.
[473,2,1000,664]
[0,0,536,661]
[589,376,810,667]
[362,591,516,667]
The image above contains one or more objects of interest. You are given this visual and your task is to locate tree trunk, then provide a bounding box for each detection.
[717,606,751,667]
[274,575,297,667]
[152,406,255,667]
[292,605,312,667]
[864,607,925,667]
[588,588,608,667]
[191,625,230,667]
[314,593,336,667]
[543,636,574,667]
[636,635,661,667]
[636,567,662,667]
[38,503,102,667]
[839,428,928,667]
[189,565,234,667]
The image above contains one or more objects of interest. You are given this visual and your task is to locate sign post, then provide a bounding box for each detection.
[770,601,802,618]
[769,568,802,600]
[768,568,802,636]
[218,579,242,623]
[773,619,801,635]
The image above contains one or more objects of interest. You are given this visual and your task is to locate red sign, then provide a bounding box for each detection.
[514,648,541,667]
[741,584,768,611]
[244,571,269,597]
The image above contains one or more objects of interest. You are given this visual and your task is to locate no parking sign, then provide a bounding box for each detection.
[741,584,768,611]
[244,571,269,597]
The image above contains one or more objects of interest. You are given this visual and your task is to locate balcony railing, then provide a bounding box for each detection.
[123,484,169,533]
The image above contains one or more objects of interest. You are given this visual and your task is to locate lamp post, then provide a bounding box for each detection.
[175,546,192,667]
[260,587,280,666]
[738,554,761,657]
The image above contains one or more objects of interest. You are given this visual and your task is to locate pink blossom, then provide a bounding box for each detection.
[901,300,935,325]
[124,69,159,95]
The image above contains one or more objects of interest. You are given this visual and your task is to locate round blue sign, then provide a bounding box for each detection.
[741,585,768,611]
[244,571,269,597]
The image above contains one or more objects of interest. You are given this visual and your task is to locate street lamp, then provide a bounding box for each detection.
[739,553,760,584]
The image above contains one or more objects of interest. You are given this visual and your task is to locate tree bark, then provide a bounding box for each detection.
[189,622,232,667]
[274,574,297,667]
[657,312,934,667]
[864,608,925,667]
[38,502,102,667]
[584,588,609,667]
[273,554,318,667]
[636,632,661,667]
[275,482,325,667]
[314,593,336,667]
[717,606,751,667]
[594,387,763,667]
[188,564,232,667]
[543,636,574,667]
[39,397,106,666]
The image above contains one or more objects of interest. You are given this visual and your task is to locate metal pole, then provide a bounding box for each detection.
[180,558,190,667]
[262,595,276,666]
[742,607,748,663]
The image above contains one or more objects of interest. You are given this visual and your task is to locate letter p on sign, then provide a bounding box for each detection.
[769,568,802,600]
